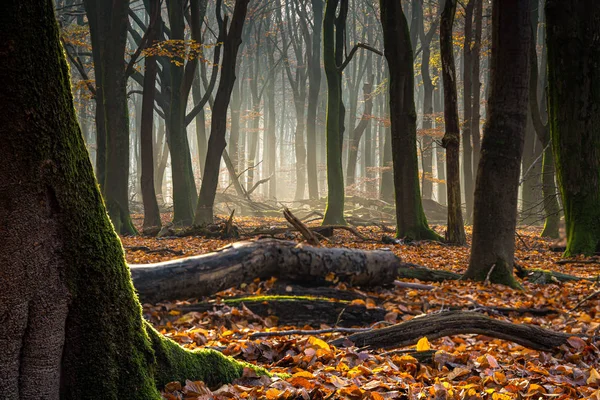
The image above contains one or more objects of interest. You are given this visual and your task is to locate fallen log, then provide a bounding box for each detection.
[130,239,400,303]
[177,296,387,327]
[330,311,571,351]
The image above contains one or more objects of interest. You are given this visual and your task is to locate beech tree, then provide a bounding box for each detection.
[83,0,137,235]
[195,0,250,224]
[380,0,440,240]
[440,0,466,245]
[464,0,531,287]
[546,0,600,255]
[0,1,261,398]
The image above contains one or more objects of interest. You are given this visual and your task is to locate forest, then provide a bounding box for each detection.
[1,0,600,398]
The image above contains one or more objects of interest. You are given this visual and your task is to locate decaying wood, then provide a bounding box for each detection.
[330,310,572,351]
[177,296,387,327]
[283,207,321,246]
[130,239,401,303]
[555,258,600,265]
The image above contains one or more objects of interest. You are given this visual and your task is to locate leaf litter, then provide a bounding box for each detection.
[123,215,600,399]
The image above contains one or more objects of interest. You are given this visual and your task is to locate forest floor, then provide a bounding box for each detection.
[123,214,600,399]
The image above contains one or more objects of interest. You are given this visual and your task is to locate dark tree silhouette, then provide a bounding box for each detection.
[464,0,532,287]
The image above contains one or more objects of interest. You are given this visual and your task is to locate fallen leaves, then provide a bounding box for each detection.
[125,217,600,399]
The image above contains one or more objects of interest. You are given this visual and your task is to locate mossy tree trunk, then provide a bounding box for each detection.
[195,0,250,225]
[546,0,600,256]
[464,0,531,288]
[0,2,261,398]
[380,0,441,241]
[84,0,137,235]
[322,0,348,225]
[528,23,560,239]
[440,0,467,245]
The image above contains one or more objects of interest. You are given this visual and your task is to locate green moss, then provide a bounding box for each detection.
[146,323,269,389]
[224,295,344,304]
[462,258,523,290]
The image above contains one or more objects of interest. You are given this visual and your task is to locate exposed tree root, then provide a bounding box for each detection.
[330,311,572,351]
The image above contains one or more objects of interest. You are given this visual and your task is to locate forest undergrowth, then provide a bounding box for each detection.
[123,214,600,399]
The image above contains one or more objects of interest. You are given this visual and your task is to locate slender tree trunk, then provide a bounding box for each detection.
[322,0,348,225]
[440,0,466,245]
[140,0,161,229]
[434,78,447,205]
[192,71,208,177]
[462,0,475,223]
[166,0,200,226]
[195,0,250,225]
[546,0,600,255]
[379,94,394,202]
[380,0,441,241]
[471,0,483,180]
[346,79,374,190]
[306,0,324,199]
[464,0,531,287]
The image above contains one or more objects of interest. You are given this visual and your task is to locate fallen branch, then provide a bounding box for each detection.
[330,310,571,351]
[394,281,436,291]
[283,207,320,246]
[556,259,600,265]
[250,327,371,339]
[571,289,600,312]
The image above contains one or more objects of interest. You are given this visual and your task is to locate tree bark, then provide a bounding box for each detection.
[546,0,600,256]
[195,0,250,225]
[322,0,348,225]
[462,0,475,223]
[380,0,441,241]
[464,0,531,287]
[130,239,400,303]
[306,0,324,199]
[0,2,259,398]
[330,311,570,351]
[440,0,467,245]
[140,0,162,230]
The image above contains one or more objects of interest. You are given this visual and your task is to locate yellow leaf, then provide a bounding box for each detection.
[292,370,315,379]
[416,337,431,351]
[308,336,331,352]
[265,388,281,400]
[588,368,600,385]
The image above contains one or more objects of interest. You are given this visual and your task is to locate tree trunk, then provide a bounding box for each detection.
[379,94,394,202]
[166,0,200,226]
[471,0,483,177]
[195,0,250,225]
[322,0,348,225]
[346,79,374,189]
[140,0,162,230]
[464,0,531,287]
[380,0,440,241]
[306,0,324,199]
[0,3,260,398]
[192,70,208,177]
[440,0,467,245]
[462,0,475,223]
[546,0,600,256]
[419,13,437,201]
